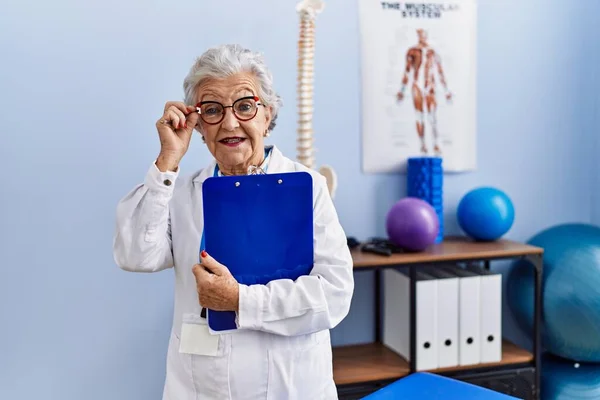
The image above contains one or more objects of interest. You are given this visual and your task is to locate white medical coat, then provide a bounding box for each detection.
[113,145,354,399]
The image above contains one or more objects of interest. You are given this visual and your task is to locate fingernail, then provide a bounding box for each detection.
[201,250,207,258]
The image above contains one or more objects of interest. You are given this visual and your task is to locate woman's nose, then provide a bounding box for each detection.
[221,108,239,131]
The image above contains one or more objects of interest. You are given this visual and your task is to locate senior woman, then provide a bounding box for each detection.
[113,44,354,400]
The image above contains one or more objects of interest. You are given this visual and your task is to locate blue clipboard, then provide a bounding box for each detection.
[202,171,314,333]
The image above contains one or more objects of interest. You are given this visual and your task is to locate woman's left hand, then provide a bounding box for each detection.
[192,251,240,312]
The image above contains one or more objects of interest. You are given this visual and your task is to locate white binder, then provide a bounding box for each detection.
[425,267,459,368]
[442,265,481,366]
[382,269,438,371]
[466,264,502,363]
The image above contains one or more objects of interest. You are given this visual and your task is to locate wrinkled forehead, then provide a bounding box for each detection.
[195,72,260,104]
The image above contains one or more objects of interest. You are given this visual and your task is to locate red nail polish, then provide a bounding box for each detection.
[201,250,207,258]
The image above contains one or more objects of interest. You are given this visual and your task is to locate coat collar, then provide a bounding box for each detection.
[192,145,287,184]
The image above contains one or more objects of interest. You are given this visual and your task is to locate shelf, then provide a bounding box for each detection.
[333,340,534,386]
[351,236,543,269]
[333,342,410,386]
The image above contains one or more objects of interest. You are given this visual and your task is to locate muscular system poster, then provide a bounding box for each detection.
[358,1,477,173]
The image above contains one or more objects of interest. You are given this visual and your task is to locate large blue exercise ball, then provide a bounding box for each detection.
[457,187,514,241]
[507,223,600,362]
[541,353,600,399]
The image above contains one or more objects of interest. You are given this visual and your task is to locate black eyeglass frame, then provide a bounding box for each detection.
[195,95,264,125]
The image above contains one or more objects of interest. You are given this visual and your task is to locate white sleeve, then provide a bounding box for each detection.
[112,162,178,273]
[235,174,354,336]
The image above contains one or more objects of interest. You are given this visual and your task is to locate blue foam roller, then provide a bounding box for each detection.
[408,157,442,165]
[407,157,444,242]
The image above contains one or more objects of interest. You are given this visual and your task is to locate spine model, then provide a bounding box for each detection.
[295,0,324,169]
[295,0,338,199]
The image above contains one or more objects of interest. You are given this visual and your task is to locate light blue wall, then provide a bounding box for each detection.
[1,0,598,399]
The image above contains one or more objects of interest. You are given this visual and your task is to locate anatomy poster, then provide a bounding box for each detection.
[359,1,477,173]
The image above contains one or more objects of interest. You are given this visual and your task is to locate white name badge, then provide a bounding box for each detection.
[179,316,220,356]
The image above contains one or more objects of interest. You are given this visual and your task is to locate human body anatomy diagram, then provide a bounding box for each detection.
[397,29,452,156]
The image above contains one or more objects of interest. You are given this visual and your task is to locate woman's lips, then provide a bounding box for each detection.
[219,137,246,147]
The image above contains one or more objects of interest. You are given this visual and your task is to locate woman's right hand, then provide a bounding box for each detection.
[155,101,200,172]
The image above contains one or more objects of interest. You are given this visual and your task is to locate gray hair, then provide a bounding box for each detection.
[183,44,283,131]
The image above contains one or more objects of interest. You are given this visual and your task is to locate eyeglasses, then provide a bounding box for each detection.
[195,96,264,125]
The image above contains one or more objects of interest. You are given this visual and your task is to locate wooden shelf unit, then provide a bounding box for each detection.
[351,236,542,268]
[333,340,533,386]
[333,236,544,399]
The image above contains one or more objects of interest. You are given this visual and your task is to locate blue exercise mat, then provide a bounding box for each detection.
[362,373,520,399]
[202,171,314,332]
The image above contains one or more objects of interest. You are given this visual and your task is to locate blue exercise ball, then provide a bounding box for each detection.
[507,223,600,362]
[457,187,514,241]
[541,353,600,399]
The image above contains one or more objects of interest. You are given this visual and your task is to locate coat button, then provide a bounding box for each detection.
[163,179,172,186]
